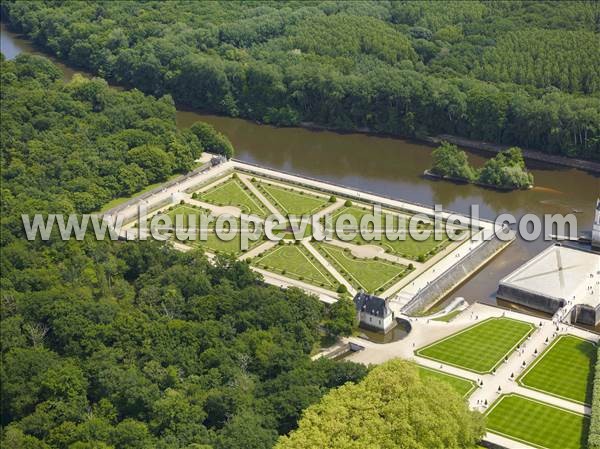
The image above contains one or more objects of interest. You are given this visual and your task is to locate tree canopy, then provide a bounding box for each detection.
[431,142,533,189]
[1,53,368,449]
[2,1,599,159]
[276,359,485,449]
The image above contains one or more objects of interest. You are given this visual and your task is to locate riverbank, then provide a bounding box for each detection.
[2,21,597,175]
[423,169,533,192]
[300,120,600,174]
[426,134,600,174]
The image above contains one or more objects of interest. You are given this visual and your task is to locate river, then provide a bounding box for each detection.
[2,22,598,308]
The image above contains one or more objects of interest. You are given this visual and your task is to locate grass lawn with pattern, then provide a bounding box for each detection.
[316,242,410,293]
[328,205,454,260]
[416,317,535,374]
[253,243,338,290]
[486,394,589,449]
[257,181,329,215]
[519,335,596,405]
[417,366,476,398]
[166,204,214,231]
[200,177,267,217]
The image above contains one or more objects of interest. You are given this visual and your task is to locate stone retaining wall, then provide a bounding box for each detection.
[105,159,216,216]
[573,304,600,326]
[232,159,496,225]
[402,234,511,315]
[496,285,565,316]
[427,134,600,174]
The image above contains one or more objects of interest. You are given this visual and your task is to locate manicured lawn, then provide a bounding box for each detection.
[416,317,534,373]
[276,219,314,240]
[417,366,476,398]
[166,204,214,231]
[329,205,454,260]
[257,182,329,216]
[200,177,268,217]
[253,243,338,290]
[519,335,596,405]
[143,203,264,255]
[486,394,589,449]
[315,242,410,293]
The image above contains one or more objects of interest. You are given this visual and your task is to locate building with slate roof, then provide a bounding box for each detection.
[353,291,396,332]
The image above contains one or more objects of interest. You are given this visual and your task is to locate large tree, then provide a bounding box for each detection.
[276,359,485,449]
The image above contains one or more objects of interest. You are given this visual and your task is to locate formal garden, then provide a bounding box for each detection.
[328,204,455,261]
[130,170,470,296]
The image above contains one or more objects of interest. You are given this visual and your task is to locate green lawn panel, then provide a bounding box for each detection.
[317,242,408,293]
[259,183,328,216]
[167,205,214,231]
[201,178,268,217]
[253,244,337,289]
[416,317,534,373]
[486,394,589,449]
[519,335,596,405]
[417,366,476,398]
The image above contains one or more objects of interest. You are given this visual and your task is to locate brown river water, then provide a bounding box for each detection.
[3,22,599,309]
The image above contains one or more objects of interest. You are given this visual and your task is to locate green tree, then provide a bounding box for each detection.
[478,147,533,189]
[430,142,476,181]
[127,145,175,182]
[276,359,485,449]
[324,296,356,337]
[190,122,234,158]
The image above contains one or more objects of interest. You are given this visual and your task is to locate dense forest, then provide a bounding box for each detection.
[2,1,599,159]
[1,54,367,449]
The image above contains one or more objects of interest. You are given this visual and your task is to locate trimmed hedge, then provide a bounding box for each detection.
[589,346,600,449]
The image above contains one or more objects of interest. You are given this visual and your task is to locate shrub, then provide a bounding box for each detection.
[589,347,600,449]
[329,195,336,202]
[417,255,426,263]
[344,200,353,207]
[337,284,348,294]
